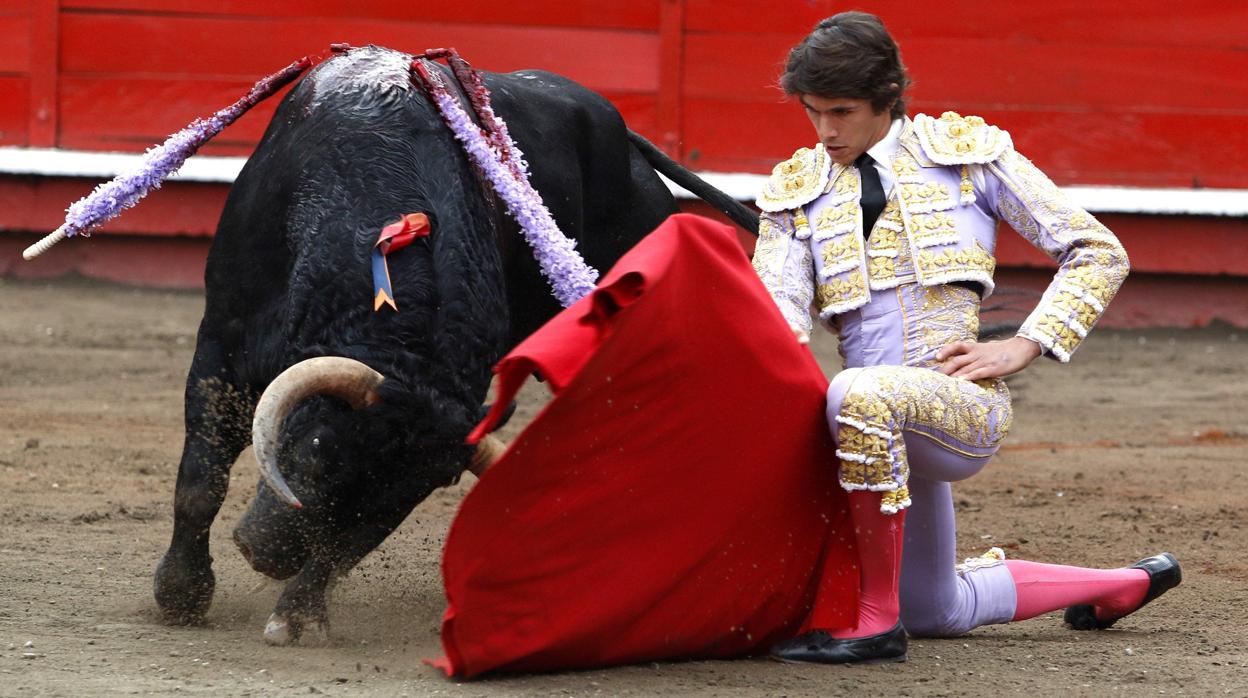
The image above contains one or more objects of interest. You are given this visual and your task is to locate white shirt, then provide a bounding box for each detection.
[864,118,904,196]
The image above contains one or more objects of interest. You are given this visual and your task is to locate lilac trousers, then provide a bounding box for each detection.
[826,283,1019,637]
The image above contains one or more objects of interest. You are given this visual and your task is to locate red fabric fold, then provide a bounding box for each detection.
[437,214,858,677]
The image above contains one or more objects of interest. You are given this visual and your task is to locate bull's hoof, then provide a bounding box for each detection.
[154,552,215,624]
[263,612,330,647]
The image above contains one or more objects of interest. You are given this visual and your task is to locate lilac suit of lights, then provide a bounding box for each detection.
[752,113,1130,636]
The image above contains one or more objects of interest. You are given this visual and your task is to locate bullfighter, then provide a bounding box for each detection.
[752,11,1181,664]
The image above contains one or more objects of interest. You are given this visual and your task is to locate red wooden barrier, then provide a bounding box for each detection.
[2,0,1246,327]
[3,1,1245,184]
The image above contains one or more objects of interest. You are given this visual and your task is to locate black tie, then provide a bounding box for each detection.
[856,153,886,239]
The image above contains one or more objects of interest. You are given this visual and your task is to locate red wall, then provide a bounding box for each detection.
[1,1,1246,326]
[4,0,1247,186]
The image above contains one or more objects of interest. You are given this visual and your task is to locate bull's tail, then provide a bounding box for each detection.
[627,130,759,236]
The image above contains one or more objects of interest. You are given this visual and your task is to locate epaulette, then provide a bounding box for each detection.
[756,144,832,212]
[913,112,1012,166]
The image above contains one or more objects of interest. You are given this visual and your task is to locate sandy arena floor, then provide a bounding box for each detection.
[1,276,1245,696]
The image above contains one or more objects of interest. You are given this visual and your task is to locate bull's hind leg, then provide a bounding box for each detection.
[155,337,254,623]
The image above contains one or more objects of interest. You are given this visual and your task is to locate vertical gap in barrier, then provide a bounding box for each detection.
[657,0,685,162]
[28,0,60,147]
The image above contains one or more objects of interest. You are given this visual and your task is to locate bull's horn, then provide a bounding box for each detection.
[252,357,384,509]
[469,434,507,476]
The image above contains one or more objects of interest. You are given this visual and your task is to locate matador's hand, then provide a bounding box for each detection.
[936,336,1042,380]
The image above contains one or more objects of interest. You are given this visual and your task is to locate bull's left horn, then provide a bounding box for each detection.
[469,434,507,476]
[252,357,384,509]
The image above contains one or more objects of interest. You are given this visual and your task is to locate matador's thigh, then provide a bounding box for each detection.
[825,366,1013,514]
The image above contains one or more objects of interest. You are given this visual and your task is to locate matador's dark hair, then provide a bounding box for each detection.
[780,11,911,119]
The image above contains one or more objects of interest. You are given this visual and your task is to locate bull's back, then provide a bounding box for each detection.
[479,69,679,343]
[203,46,506,391]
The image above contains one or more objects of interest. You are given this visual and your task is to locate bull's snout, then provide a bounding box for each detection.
[233,515,307,580]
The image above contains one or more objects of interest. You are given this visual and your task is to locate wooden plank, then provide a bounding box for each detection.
[57,77,291,155]
[682,34,790,101]
[59,14,660,93]
[681,98,1248,188]
[3,179,1246,282]
[606,93,659,143]
[684,0,1248,49]
[679,98,812,172]
[0,175,229,236]
[0,231,213,288]
[683,34,1248,112]
[905,40,1248,112]
[996,214,1248,277]
[978,109,1248,189]
[655,0,684,157]
[58,76,658,156]
[0,16,30,72]
[6,209,1247,301]
[59,0,662,30]
[0,0,31,15]
[27,0,55,146]
[0,77,29,145]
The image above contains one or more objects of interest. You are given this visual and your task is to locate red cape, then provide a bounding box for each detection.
[432,214,858,677]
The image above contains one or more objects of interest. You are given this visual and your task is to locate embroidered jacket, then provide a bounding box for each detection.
[751,112,1130,362]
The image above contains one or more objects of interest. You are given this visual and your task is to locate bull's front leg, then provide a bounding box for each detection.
[262,556,335,646]
[154,339,254,623]
[262,510,423,646]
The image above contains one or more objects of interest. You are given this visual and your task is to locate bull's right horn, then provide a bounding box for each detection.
[252,357,385,509]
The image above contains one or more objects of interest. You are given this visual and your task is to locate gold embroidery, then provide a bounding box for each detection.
[880,487,911,514]
[832,170,857,196]
[793,208,811,238]
[814,204,856,233]
[868,199,903,248]
[899,180,956,217]
[834,366,1011,514]
[959,164,975,205]
[816,269,868,312]
[912,285,980,368]
[915,241,996,280]
[913,111,1012,165]
[908,211,959,248]
[757,215,776,239]
[893,148,924,183]
[821,235,861,272]
[995,185,1047,251]
[757,145,833,212]
[992,149,1129,360]
[750,233,785,287]
[868,255,896,283]
[869,225,900,253]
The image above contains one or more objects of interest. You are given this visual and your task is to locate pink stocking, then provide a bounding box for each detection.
[814,491,905,638]
[1005,559,1149,622]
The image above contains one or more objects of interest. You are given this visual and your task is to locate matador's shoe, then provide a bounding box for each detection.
[1065,552,1182,630]
[768,623,908,664]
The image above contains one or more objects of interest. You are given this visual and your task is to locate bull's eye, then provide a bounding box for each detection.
[311,437,321,447]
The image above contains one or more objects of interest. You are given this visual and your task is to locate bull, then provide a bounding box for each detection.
[151,45,757,645]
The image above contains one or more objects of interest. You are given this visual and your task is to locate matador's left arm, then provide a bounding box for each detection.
[986,150,1130,362]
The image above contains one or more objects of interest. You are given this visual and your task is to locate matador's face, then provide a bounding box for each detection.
[798,94,893,165]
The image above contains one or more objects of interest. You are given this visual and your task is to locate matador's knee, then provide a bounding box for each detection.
[825,367,911,514]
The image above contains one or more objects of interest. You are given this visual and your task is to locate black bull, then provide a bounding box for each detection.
[153,45,757,644]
